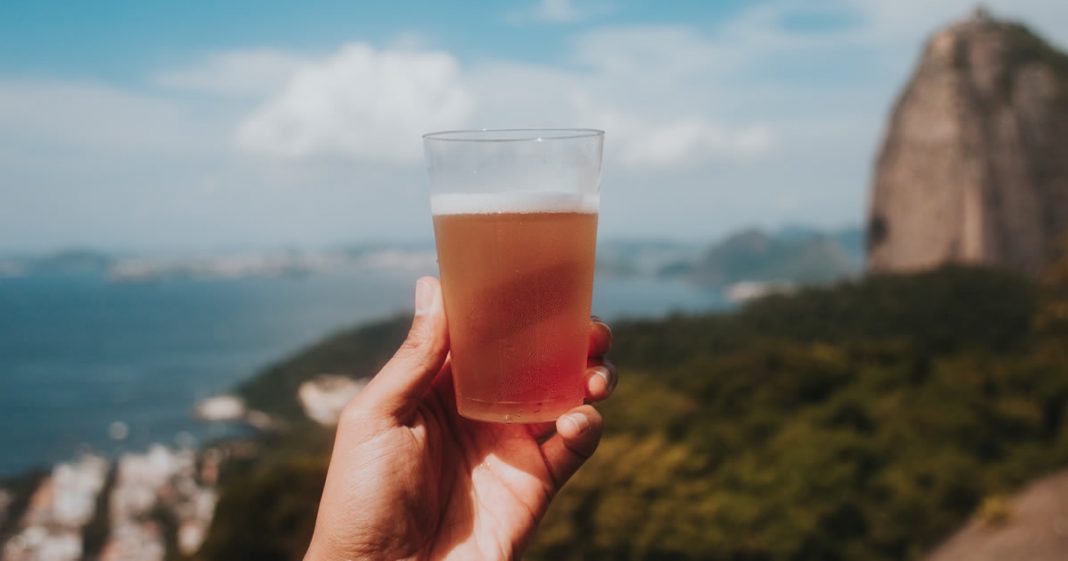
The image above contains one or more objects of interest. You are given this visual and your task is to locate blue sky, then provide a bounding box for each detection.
[1,0,1066,252]
[0,1,755,79]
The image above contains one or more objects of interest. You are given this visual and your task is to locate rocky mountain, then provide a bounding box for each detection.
[868,8,1068,274]
[666,227,863,287]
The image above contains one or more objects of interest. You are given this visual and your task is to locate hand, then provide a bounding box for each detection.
[305,276,617,561]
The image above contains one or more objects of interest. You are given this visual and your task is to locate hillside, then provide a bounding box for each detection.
[194,265,1068,561]
[660,227,863,287]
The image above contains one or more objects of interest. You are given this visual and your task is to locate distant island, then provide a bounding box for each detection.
[0,245,438,283]
[0,226,864,304]
[659,226,863,287]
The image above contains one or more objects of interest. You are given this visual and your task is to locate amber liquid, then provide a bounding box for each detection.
[433,210,598,423]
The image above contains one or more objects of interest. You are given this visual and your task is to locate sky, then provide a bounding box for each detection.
[1,0,1066,253]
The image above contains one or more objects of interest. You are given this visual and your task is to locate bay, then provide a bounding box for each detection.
[0,268,724,476]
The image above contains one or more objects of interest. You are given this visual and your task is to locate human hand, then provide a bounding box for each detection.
[305,276,616,561]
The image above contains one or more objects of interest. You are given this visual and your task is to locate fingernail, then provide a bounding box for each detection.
[415,278,433,315]
[591,366,611,387]
[563,412,590,434]
[591,317,612,338]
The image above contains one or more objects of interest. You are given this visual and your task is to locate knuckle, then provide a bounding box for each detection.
[339,397,375,428]
[338,395,396,433]
[401,320,429,352]
[394,317,447,372]
[579,403,600,417]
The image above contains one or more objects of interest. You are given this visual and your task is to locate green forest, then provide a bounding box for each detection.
[196,259,1068,561]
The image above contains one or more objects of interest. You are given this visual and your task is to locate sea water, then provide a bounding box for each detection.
[0,267,724,476]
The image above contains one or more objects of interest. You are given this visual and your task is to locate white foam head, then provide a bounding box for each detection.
[431,191,599,215]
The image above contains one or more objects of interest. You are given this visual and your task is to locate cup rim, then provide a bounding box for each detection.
[422,128,605,142]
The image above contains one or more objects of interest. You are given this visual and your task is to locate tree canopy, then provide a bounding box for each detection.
[199,265,1068,561]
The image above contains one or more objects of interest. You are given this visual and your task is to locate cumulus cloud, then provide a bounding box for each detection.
[231,27,778,169]
[234,43,473,163]
[153,49,309,98]
[572,102,774,168]
[8,0,1068,249]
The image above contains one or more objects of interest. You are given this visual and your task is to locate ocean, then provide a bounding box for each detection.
[0,267,725,476]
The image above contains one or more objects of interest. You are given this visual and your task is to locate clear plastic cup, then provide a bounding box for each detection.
[424,129,604,423]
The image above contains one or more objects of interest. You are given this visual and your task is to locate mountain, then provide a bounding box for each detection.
[596,239,703,277]
[669,227,863,286]
[868,8,1068,274]
[15,250,114,276]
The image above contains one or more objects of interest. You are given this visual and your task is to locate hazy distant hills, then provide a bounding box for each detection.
[0,247,438,282]
[656,226,864,287]
[0,249,115,277]
[1,226,865,289]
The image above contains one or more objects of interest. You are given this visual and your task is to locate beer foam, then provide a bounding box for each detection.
[431,192,599,215]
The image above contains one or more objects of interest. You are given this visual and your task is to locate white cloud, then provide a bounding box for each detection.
[153,49,309,98]
[574,25,725,77]
[571,101,774,168]
[615,118,775,168]
[850,0,1068,47]
[533,0,581,23]
[510,0,612,25]
[234,43,473,163]
[0,79,223,156]
[8,0,1068,251]
[232,27,779,170]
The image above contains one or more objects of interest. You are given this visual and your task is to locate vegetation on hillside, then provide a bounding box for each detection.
[199,265,1068,561]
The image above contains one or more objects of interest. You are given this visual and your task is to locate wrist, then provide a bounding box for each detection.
[303,539,333,561]
[304,538,357,561]
[305,537,394,561]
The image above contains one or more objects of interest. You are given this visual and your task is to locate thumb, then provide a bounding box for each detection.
[357,276,449,420]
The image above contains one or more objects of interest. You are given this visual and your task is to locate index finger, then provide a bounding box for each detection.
[588,318,612,358]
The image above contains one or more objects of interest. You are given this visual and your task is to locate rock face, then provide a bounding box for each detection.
[868,9,1068,274]
[925,470,1068,561]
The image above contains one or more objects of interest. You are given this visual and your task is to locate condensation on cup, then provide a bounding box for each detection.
[423,129,604,423]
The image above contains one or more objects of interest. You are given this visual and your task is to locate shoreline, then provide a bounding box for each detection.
[0,438,262,561]
[0,377,363,560]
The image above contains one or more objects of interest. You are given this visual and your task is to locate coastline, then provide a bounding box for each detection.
[2,445,223,561]
[0,374,369,560]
